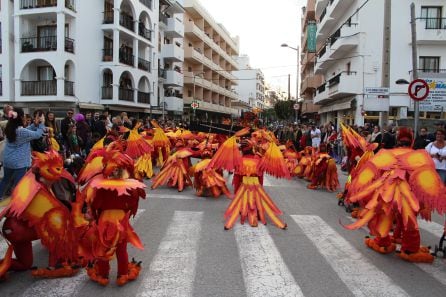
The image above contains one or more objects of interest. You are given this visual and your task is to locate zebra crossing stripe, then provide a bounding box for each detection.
[291,215,410,297]
[136,211,203,297]
[147,193,196,200]
[345,215,446,287]
[234,224,305,297]
[418,219,445,238]
[20,208,146,297]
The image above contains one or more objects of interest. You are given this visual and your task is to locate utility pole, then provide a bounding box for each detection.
[288,74,291,101]
[410,2,420,134]
[379,0,391,128]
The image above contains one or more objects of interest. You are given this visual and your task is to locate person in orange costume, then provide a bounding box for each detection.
[307,143,339,192]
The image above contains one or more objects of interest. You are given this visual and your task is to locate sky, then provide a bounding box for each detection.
[200,0,304,98]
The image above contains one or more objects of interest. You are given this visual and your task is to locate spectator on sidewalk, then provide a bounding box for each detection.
[310,125,321,148]
[381,125,396,149]
[426,129,446,184]
[413,127,431,150]
[61,109,75,144]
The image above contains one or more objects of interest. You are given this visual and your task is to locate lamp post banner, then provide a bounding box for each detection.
[418,76,446,112]
[307,21,317,53]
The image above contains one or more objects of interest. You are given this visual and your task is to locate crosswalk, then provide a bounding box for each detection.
[1,209,445,297]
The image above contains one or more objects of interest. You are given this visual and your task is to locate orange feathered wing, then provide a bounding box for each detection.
[192,159,231,198]
[125,125,153,159]
[258,142,290,179]
[151,150,193,192]
[207,136,243,172]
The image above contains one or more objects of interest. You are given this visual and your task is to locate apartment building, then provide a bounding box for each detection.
[314,0,446,127]
[157,0,185,120]
[0,1,14,102]
[233,55,265,114]
[0,0,159,117]
[300,0,322,123]
[182,0,239,123]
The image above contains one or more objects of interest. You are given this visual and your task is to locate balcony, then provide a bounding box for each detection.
[21,80,57,96]
[184,47,203,63]
[21,36,56,52]
[120,13,135,32]
[119,51,134,67]
[164,96,184,112]
[162,43,184,62]
[301,75,324,94]
[315,0,329,17]
[159,13,168,26]
[65,0,76,11]
[327,71,360,99]
[325,0,355,21]
[316,7,335,41]
[102,86,112,99]
[329,22,359,59]
[301,99,320,114]
[20,0,56,9]
[103,11,114,24]
[0,81,2,96]
[140,0,152,10]
[102,48,113,62]
[165,17,184,38]
[165,70,184,87]
[64,80,74,96]
[65,37,74,53]
[138,91,151,104]
[138,58,151,72]
[416,18,446,45]
[138,24,152,41]
[119,88,134,102]
[314,45,331,74]
[314,82,328,104]
[158,68,167,79]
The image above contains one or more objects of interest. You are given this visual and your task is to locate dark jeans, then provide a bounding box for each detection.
[0,167,28,199]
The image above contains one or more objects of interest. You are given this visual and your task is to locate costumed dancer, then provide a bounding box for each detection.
[76,141,146,286]
[207,128,290,229]
[122,123,154,179]
[0,150,78,279]
[344,146,446,263]
[150,120,171,167]
[306,143,339,192]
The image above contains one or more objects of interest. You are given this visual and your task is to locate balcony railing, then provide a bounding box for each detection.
[328,73,341,87]
[138,58,151,72]
[21,80,57,96]
[329,27,341,46]
[120,13,135,31]
[64,80,74,96]
[65,37,74,53]
[418,17,446,29]
[103,11,114,24]
[158,68,167,79]
[102,48,113,62]
[318,45,326,58]
[0,81,2,96]
[102,86,113,99]
[21,36,57,52]
[20,0,56,9]
[119,88,134,102]
[119,51,134,66]
[139,24,152,41]
[165,90,183,98]
[140,0,152,10]
[317,83,326,94]
[138,91,151,104]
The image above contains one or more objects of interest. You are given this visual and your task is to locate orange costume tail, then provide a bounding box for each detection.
[224,176,286,230]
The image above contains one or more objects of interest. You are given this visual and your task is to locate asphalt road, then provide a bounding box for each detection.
[1,169,446,297]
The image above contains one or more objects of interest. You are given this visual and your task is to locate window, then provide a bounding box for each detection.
[419,56,440,72]
[38,66,56,81]
[421,6,443,29]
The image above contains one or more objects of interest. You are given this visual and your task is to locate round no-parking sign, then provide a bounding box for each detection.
[408,79,430,101]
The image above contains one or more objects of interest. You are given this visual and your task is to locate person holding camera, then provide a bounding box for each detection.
[0,107,46,200]
[426,128,446,184]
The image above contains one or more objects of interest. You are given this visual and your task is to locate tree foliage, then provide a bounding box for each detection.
[274,100,294,120]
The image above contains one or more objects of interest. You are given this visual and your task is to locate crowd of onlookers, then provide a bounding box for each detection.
[273,120,446,184]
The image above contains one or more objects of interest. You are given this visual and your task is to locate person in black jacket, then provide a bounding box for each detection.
[381,125,396,149]
[93,115,107,138]
[413,127,431,149]
[60,109,75,144]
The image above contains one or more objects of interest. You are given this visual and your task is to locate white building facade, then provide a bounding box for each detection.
[157,0,185,120]
[233,55,265,114]
[314,0,446,127]
[0,0,159,116]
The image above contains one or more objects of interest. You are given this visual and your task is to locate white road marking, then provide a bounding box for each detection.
[147,193,196,200]
[418,219,445,238]
[345,215,446,287]
[136,211,203,297]
[21,208,146,297]
[234,224,304,297]
[291,215,409,297]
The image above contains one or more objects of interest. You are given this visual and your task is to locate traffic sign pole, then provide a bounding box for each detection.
[410,3,420,135]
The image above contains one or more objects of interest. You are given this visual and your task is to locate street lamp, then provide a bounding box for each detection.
[281,43,300,123]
